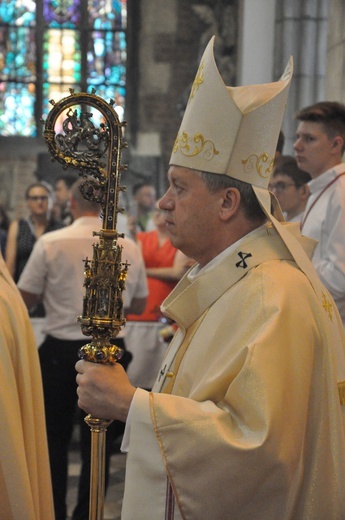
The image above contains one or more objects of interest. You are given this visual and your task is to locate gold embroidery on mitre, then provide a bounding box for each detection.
[188,61,204,102]
[338,381,345,405]
[322,291,333,321]
[173,131,219,160]
[242,153,274,178]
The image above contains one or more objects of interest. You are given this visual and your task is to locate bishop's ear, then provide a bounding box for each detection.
[220,187,241,220]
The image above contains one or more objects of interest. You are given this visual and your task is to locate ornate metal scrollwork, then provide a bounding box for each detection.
[43,87,128,364]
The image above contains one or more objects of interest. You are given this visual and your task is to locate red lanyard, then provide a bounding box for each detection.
[300,171,345,231]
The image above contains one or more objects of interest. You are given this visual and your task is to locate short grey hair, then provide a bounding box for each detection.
[198,170,267,223]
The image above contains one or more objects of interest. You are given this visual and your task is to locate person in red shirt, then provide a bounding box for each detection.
[126,207,193,389]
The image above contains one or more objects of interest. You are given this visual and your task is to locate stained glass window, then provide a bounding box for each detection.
[0,0,127,137]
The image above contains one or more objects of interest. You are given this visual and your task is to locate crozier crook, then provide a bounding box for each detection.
[43,88,128,520]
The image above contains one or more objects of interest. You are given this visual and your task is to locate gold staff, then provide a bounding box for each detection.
[42,88,128,520]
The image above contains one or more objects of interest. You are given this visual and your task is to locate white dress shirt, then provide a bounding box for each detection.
[301,163,345,325]
[18,216,148,340]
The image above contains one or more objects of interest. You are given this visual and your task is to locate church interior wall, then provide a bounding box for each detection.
[274,0,329,154]
[1,0,344,219]
[0,0,239,218]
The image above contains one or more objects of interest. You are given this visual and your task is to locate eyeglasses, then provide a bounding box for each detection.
[27,195,49,202]
[268,182,295,193]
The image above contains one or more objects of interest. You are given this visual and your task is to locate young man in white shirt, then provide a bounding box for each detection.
[294,101,345,326]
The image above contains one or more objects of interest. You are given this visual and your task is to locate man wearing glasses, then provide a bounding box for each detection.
[269,156,311,222]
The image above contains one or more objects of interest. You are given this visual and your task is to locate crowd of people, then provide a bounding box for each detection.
[0,170,192,518]
[2,35,345,520]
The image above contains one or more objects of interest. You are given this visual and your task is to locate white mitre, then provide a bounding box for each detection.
[170,36,292,217]
[168,37,326,310]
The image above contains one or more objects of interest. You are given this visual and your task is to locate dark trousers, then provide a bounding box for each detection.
[39,335,130,520]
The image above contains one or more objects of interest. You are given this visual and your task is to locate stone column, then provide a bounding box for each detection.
[238,0,277,85]
[274,0,329,153]
[326,0,345,102]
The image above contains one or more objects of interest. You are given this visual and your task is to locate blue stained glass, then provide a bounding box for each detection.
[0,1,126,137]
[43,0,80,28]
[0,27,36,81]
[88,0,126,30]
[0,0,36,26]
[0,82,36,136]
[87,30,126,86]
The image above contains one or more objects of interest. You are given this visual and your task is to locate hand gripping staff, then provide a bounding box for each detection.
[43,88,128,520]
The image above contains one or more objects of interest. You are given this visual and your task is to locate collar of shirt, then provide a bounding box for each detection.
[308,163,345,195]
[71,215,102,227]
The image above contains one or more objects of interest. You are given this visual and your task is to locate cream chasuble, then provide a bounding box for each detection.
[121,225,345,520]
[0,254,54,520]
